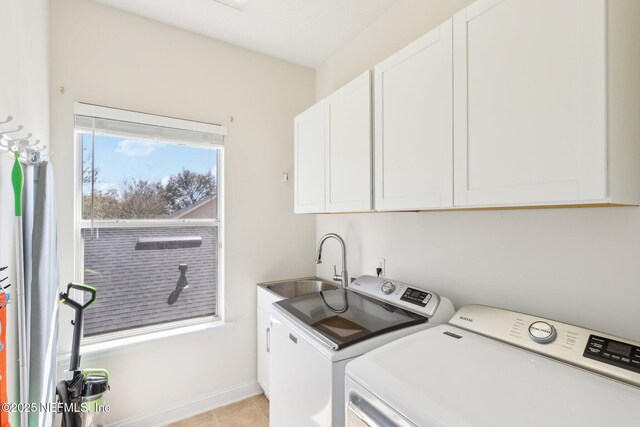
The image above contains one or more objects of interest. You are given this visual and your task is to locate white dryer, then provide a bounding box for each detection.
[346,305,640,426]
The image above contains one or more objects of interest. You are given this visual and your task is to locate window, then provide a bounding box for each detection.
[74,103,226,340]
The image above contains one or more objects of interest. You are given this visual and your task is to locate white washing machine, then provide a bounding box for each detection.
[269,275,455,427]
[345,305,640,426]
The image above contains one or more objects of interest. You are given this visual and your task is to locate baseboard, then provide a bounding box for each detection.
[108,381,263,427]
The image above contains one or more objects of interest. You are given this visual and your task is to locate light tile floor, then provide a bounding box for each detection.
[167,394,269,427]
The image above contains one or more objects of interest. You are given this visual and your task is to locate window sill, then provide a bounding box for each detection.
[57,319,232,365]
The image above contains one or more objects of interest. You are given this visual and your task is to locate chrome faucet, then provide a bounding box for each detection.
[315,233,349,288]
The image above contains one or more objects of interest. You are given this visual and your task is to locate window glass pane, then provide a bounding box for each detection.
[81,133,218,220]
[82,226,218,336]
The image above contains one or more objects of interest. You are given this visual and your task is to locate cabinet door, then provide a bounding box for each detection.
[326,71,372,212]
[294,102,327,213]
[374,20,453,211]
[453,0,606,207]
[269,317,332,427]
[256,306,270,398]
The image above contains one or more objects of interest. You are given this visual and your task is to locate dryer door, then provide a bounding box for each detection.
[345,376,421,427]
[347,402,379,427]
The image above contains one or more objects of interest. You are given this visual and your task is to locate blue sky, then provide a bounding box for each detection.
[82,133,217,194]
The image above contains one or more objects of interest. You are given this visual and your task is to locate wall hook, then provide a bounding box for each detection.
[0,116,12,125]
[24,145,48,164]
[28,144,46,152]
[5,132,32,143]
[28,150,41,164]
[20,139,40,148]
[0,125,23,136]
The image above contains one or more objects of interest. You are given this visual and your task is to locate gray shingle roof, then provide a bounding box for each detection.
[82,226,217,336]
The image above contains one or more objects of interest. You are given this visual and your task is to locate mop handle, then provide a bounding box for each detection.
[11,151,23,217]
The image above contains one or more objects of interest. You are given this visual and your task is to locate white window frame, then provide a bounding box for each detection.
[73,102,226,344]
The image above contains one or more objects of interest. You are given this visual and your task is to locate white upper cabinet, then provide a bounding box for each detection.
[294,72,372,214]
[294,0,640,213]
[326,71,372,212]
[294,102,326,213]
[453,0,612,207]
[374,19,454,211]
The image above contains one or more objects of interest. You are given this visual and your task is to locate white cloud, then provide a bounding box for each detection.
[97,182,117,192]
[115,139,158,157]
[161,175,170,186]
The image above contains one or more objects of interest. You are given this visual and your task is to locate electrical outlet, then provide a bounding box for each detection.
[376,258,385,277]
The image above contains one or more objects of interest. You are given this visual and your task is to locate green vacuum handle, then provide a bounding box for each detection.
[11,151,23,217]
[62,283,97,309]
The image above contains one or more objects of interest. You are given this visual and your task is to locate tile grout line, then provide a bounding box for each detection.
[253,395,269,426]
[258,406,268,424]
[254,397,267,425]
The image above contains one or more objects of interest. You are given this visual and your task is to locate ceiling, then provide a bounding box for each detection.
[91,0,398,68]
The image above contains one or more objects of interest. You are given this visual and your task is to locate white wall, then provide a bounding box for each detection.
[0,0,50,423]
[316,0,473,99]
[50,0,316,423]
[315,0,640,342]
[0,0,50,137]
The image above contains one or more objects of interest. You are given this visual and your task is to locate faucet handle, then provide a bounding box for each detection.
[332,265,342,283]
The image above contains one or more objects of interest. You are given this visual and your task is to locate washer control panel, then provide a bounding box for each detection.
[449,305,640,388]
[584,335,640,374]
[349,275,451,320]
[400,288,432,307]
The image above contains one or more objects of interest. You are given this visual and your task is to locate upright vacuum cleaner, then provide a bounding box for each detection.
[57,283,110,427]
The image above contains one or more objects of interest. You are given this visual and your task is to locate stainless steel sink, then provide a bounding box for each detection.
[260,277,337,299]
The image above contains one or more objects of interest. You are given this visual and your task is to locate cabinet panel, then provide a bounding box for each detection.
[257,306,270,398]
[374,20,454,211]
[454,0,607,206]
[270,316,332,427]
[326,72,372,212]
[294,102,326,213]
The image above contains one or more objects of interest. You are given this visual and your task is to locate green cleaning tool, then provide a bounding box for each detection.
[57,283,110,427]
[12,151,28,427]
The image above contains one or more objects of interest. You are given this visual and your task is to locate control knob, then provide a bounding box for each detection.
[528,321,557,344]
[380,281,396,295]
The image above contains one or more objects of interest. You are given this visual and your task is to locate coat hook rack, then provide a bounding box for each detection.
[0,134,33,152]
[0,114,47,162]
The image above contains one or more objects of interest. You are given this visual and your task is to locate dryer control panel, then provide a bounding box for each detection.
[449,305,640,388]
[584,335,640,374]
